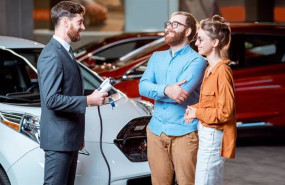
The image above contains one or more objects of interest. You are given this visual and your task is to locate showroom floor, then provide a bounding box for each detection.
[224,146,285,185]
[223,126,285,185]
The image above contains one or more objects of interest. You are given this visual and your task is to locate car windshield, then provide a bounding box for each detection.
[76,36,160,67]
[0,48,105,104]
[116,37,166,67]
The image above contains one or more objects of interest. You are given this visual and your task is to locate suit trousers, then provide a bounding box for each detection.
[147,126,198,185]
[43,150,79,185]
[195,122,226,185]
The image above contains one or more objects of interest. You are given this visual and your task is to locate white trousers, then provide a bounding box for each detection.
[195,122,226,185]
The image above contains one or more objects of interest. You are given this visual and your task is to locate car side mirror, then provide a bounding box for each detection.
[122,73,143,80]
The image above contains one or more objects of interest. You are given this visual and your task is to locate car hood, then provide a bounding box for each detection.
[84,95,151,143]
[0,95,150,144]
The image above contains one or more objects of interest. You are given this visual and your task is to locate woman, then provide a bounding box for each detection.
[184,15,236,185]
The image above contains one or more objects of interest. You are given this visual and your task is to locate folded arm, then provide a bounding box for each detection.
[139,53,206,103]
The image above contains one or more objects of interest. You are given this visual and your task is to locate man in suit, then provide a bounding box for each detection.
[37,1,108,185]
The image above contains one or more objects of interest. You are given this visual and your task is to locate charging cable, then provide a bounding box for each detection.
[97,77,116,185]
[98,106,111,185]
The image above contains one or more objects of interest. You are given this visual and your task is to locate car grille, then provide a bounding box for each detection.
[127,175,151,185]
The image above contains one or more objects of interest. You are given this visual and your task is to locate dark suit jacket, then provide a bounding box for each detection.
[37,38,87,151]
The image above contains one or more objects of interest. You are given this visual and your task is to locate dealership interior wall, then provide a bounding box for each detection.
[1,0,285,49]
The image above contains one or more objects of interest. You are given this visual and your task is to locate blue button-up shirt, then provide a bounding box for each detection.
[139,44,206,136]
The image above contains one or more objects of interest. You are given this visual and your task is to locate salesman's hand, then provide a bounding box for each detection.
[87,90,108,106]
[164,80,189,104]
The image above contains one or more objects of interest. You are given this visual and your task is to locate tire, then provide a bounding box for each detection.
[0,167,10,185]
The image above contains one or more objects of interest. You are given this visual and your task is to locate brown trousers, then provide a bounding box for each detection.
[147,126,198,185]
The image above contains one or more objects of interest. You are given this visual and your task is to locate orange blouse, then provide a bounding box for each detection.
[193,60,236,158]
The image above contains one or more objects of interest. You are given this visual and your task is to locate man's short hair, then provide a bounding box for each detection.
[171,11,198,42]
[51,1,85,28]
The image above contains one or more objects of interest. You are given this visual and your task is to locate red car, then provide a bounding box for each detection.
[98,37,169,78]
[75,32,164,69]
[114,23,285,127]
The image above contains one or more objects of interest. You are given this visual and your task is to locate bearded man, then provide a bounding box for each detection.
[139,12,206,185]
[37,1,108,185]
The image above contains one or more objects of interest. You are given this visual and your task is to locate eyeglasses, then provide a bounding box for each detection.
[164,21,188,29]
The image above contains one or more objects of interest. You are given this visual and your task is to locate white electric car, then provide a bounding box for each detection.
[0,36,153,185]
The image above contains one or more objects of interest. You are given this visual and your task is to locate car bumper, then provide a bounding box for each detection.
[75,141,151,184]
[6,142,150,185]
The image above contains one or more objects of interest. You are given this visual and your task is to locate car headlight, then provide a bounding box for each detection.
[0,110,40,143]
[133,99,153,115]
[114,116,151,162]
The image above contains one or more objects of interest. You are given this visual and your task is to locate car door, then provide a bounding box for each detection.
[231,33,285,126]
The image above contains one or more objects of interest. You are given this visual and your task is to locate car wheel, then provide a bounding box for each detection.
[0,167,10,185]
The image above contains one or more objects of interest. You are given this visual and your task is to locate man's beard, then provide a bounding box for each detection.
[67,24,81,42]
[165,28,187,46]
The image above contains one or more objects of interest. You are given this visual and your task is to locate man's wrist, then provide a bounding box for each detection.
[86,96,91,107]
[163,85,168,96]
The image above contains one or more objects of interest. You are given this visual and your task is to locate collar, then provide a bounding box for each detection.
[53,35,71,52]
[168,44,190,57]
[210,60,231,75]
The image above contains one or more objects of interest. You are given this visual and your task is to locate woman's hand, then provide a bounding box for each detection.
[184,106,197,123]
